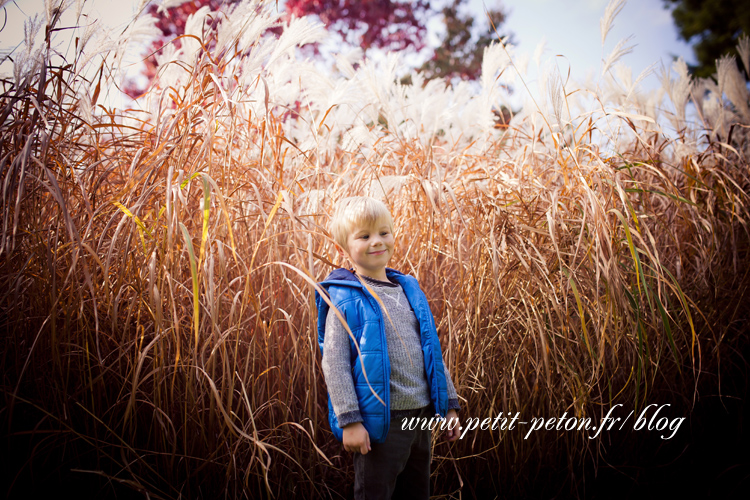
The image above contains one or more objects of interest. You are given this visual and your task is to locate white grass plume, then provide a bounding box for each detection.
[600,0,626,46]
[334,48,363,79]
[533,37,548,68]
[76,88,94,123]
[266,16,326,69]
[216,0,275,56]
[77,17,101,54]
[689,77,714,126]
[602,35,635,75]
[74,0,84,18]
[119,13,161,51]
[181,6,212,64]
[603,61,654,104]
[480,41,511,92]
[73,20,119,80]
[738,34,750,76]
[702,90,724,135]
[13,15,44,86]
[157,0,193,16]
[340,125,377,152]
[658,58,692,124]
[23,14,44,53]
[152,42,182,90]
[624,61,656,102]
[44,0,74,26]
[717,54,749,121]
[542,62,564,130]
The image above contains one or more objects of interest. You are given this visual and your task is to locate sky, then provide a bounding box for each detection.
[482,0,695,87]
[1,0,695,94]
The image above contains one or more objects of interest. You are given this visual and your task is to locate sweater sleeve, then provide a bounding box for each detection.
[321,308,363,427]
[444,363,461,412]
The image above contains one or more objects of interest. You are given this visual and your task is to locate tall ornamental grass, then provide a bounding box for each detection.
[1,0,749,498]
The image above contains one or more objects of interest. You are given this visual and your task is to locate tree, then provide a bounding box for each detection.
[664,0,750,79]
[284,0,432,52]
[124,0,237,97]
[127,0,510,96]
[289,0,511,82]
[417,0,509,82]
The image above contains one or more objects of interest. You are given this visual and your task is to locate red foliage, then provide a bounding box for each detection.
[124,0,232,98]
[285,0,431,52]
[123,0,507,98]
[147,0,230,37]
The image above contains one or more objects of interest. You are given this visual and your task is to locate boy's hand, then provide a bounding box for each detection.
[343,422,371,454]
[443,409,460,442]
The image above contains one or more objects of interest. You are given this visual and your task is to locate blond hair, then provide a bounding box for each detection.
[330,197,393,251]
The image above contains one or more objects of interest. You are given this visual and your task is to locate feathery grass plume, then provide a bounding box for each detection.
[480,42,510,93]
[473,41,515,137]
[689,76,711,126]
[73,0,85,20]
[71,19,119,80]
[14,15,44,83]
[180,5,213,66]
[110,11,161,82]
[542,62,564,132]
[76,16,102,56]
[266,16,326,68]
[242,2,283,51]
[44,0,74,24]
[533,37,548,68]
[333,47,363,78]
[600,0,626,46]
[701,82,724,131]
[623,61,656,102]
[659,58,693,125]
[340,124,376,152]
[738,33,750,75]
[399,75,453,143]
[157,0,193,16]
[717,54,750,122]
[602,35,635,76]
[357,52,401,126]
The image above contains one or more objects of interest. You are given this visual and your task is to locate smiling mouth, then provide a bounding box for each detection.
[369,250,387,255]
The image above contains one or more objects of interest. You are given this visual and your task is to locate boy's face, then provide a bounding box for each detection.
[343,217,394,281]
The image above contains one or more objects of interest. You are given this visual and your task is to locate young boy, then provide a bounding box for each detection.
[315,196,461,499]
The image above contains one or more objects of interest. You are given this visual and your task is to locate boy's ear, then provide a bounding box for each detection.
[333,243,347,258]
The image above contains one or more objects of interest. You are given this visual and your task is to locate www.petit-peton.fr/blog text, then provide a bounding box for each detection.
[402,404,685,441]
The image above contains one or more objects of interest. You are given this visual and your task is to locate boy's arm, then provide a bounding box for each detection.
[322,308,363,428]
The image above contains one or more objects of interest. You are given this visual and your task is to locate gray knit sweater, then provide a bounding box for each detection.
[322,274,460,427]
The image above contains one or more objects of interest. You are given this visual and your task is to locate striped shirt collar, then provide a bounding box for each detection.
[358,273,399,288]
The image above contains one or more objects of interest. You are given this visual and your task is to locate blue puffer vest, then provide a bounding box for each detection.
[315,267,449,443]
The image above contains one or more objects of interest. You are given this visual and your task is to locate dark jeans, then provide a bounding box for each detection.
[353,406,433,500]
